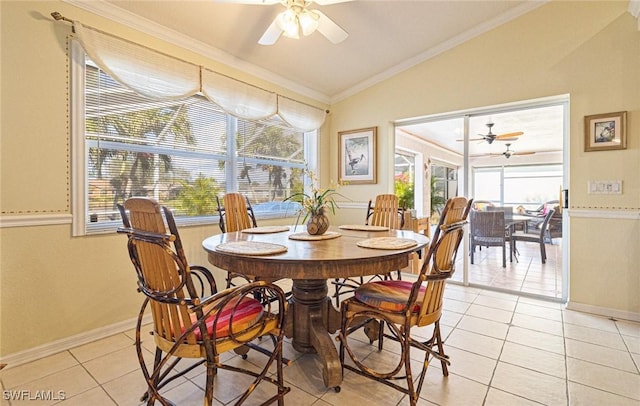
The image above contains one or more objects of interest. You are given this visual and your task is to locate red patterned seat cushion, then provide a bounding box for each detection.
[354,280,425,312]
[189,296,264,339]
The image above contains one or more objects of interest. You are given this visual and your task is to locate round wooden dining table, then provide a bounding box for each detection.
[202,226,429,390]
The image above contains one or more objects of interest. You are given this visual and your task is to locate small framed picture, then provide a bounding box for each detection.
[584,111,627,151]
[338,127,377,184]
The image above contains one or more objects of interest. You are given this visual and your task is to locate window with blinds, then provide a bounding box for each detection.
[80,56,308,233]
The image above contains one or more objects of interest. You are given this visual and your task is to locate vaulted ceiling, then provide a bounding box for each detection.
[72,0,543,103]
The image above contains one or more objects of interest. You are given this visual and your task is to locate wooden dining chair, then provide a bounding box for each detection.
[216,193,258,289]
[117,197,289,406]
[365,193,405,229]
[332,194,405,306]
[511,208,555,263]
[338,197,472,406]
[216,193,258,234]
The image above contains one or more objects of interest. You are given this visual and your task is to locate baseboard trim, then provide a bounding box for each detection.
[566,301,640,323]
[0,315,151,369]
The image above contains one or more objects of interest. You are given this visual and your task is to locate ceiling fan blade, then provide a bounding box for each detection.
[457,137,485,141]
[258,17,283,45]
[493,137,520,142]
[314,10,348,43]
[514,151,536,156]
[496,131,524,139]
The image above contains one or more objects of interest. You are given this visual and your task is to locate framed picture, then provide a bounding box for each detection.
[339,127,377,184]
[584,111,627,151]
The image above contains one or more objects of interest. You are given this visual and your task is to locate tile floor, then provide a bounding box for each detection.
[451,238,564,300]
[2,281,639,405]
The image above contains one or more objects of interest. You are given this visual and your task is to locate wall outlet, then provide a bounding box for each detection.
[588,180,622,194]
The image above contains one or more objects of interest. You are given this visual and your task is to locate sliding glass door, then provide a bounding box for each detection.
[395,96,568,300]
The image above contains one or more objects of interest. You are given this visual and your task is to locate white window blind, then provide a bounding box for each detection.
[72,41,312,235]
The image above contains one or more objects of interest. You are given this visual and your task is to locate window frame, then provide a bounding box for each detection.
[71,40,317,236]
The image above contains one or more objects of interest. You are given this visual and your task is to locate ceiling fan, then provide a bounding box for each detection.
[459,122,524,144]
[490,143,535,159]
[218,0,350,45]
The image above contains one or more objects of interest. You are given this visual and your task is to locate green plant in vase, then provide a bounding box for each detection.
[285,168,344,235]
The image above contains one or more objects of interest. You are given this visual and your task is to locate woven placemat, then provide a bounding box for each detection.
[288,231,342,241]
[338,224,389,232]
[215,241,288,256]
[357,237,418,250]
[241,226,290,234]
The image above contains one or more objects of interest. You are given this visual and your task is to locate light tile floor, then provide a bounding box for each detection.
[451,238,564,299]
[2,283,639,406]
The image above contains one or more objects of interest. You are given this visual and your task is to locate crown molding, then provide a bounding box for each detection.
[62,0,331,104]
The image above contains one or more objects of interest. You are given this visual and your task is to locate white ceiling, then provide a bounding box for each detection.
[74,0,544,103]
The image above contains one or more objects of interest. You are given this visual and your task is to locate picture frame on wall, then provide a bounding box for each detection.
[338,127,377,184]
[584,111,627,152]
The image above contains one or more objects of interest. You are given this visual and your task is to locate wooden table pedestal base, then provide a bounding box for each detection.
[286,279,342,390]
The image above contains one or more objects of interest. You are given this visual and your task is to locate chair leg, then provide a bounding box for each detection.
[502,244,506,268]
[540,241,547,263]
[509,241,512,263]
[433,321,449,376]
[402,333,417,406]
[377,320,385,351]
[333,278,342,307]
[203,360,215,406]
[276,339,286,406]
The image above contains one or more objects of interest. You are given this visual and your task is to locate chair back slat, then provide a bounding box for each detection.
[121,197,197,345]
[470,210,505,239]
[219,193,257,233]
[367,194,403,229]
[413,197,472,324]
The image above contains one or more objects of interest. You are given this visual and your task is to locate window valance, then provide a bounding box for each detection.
[74,22,200,100]
[73,21,326,130]
[201,68,277,120]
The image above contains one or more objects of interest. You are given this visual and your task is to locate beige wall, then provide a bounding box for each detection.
[0,1,325,357]
[329,0,639,314]
[1,0,638,358]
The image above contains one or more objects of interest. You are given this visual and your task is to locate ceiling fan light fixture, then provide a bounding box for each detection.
[277,9,299,38]
[257,0,349,45]
[299,10,319,36]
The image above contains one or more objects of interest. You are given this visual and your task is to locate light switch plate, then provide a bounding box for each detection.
[588,180,622,194]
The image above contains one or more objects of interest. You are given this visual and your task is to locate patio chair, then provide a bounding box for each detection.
[470,210,511,267]
[524,200,558,233]
[117,197,289,405]
[512,208,555,263]
[338,197,472,406]
[332,194,405,306]
[546,207,563,242]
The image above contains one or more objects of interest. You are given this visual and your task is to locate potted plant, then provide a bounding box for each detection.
[285,168,344,235]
